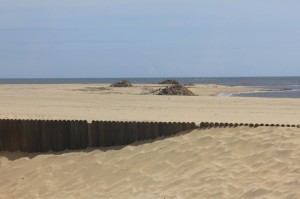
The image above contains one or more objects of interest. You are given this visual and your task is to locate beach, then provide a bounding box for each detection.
[0,84,300,123]
[0,84,300,198]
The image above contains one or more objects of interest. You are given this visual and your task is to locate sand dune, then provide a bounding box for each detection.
[1,127,299,199]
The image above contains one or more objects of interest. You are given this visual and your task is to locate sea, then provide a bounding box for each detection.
[1,77,300,99]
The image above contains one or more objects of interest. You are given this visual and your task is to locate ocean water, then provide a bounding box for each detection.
[0,77,300,98]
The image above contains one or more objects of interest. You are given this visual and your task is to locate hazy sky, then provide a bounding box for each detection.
[1,0,300,78]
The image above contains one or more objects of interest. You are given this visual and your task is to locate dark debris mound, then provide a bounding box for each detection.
[159,79,180,85]
[157,84,196,96]
[110,80,133,87]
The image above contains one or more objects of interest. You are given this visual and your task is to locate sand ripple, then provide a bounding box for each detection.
[0,127,300,199]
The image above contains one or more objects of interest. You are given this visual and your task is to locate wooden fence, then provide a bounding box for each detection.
[199,122,300,128]
[90,121,196,147]
[0,119,196,152]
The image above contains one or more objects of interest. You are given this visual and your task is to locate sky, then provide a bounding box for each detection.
[0,0,300,78]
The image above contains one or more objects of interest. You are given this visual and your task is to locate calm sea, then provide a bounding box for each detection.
[1,77,300,98]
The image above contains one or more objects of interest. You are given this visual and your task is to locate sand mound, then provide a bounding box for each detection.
[159,79,180,84]
[158,84,196,96]
[0,127,299,199]
[111,80,133,87]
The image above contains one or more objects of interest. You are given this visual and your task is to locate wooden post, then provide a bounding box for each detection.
[123,122,130,145]
[151,122,159,140]
[34,120,41,152]
[56,120,64,152]
[88,122,92,147]
[127,122,137,144]
[98,121,106,147]
[104,121,113,147]
[11,120,21,152]
[137,122,145,141]
[0,119,4,151]
[63,120,71,150]
[90,121,98,147]
[113,121,124,145]
[80,120,88,149]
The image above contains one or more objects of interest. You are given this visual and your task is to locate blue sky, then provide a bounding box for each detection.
[0,0,300,78]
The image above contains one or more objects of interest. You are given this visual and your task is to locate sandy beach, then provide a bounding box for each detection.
[0,84,300,124]
[2,0,300,198]
[1,127,300,199]
[0,84,300,198]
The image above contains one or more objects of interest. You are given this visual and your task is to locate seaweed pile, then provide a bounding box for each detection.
[159,79,180,85]
[110,80,133,87]
[157,84,196,96]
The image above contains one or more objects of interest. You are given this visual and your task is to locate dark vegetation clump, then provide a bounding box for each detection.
[110,80,133,87]
[159,79,180,85]
[157,84,196,96]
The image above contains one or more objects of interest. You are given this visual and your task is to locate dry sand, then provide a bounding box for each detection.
[0,84,300,123]
[0,127,300,199]
[0,84,300,198]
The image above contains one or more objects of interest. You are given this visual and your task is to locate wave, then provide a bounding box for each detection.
[218,93,233,97]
